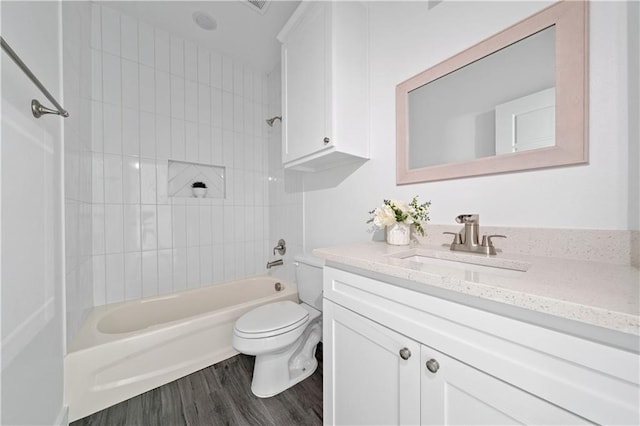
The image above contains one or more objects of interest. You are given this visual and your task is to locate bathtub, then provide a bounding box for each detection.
[65,275,298,422]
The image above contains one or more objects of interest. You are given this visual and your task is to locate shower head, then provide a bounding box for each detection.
[266,116,282,127]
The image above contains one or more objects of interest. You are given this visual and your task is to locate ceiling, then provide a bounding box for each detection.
[100,0,301,74]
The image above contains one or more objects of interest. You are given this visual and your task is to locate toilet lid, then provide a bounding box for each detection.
[235,301,309,336]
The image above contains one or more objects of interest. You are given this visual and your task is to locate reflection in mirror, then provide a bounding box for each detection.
[408,26,556,169]
[396,1,588,184]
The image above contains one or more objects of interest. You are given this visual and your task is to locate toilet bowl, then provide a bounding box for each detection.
[232,254,324,397]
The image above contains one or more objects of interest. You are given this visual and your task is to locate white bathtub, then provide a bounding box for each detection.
[65,276,298,422]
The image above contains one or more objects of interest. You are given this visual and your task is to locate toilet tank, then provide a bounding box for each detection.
[294,254,324,311]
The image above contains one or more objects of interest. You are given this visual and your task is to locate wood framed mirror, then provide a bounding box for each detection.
[396,0,588,184]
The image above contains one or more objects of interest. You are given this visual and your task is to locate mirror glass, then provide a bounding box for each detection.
[397,1,587,183]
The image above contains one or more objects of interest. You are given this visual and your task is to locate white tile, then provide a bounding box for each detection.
[222,56,233,92]
[186,246,200,288]
[104,204,124,254]
[142,250,158,297]
[137,65,155,114]
[171,75,185,119]
[223,205,234,243]
[91,4,101,50]
[212,205,224,244]
[244,67,254,101]
[185,80,198,122]
[223,242,236,281]
[185,122,198,162]
[199,245,212,285]
[233,132,244,171]
[140,158,157,204]
[234,242,245,277]
[156,118,171,159]
[222,92,233,131]
[103,104,122,155]
[141,205,158,251]
[211,87,222,128]
[198,124,211,164]
[212,127,223,165]
[101,6,120,56]
[139,111,156,158]
[244,169,255,205]
[223,130,234,168]
[157,205,172,249]
[170,36,184,76]
[212,244,224,284]
[198,83,210,125]
[243,100,254,140]
[92,204,105,255]
[173,247,187,291]
[184,41,198,82]
[122,108,140,157]
[155,70,170,117]
[199,206,212,246]
[121,14,138,62]
[210,52,222,89]
[234,205,245,242]
[92,101,104,153]
[138,22,155,68]
[124,252,142,300]
[92,153,104,204]
[233,95,243,133]
[171,118,185,160]
[91,50,102,101]
[157,249,173,295]
[102,52,121,106]
[156,161,169,204]
[233,62,243,97]
[122,156,140,204]
[186,205,199,247]
[197,47,209,85]
[122,59,139,110]
[103,154,123,203]
[253,71,263,105]
[155,29,170,72]
[123,204,141,252]
[172,203,187,248]
[93,255,106,306]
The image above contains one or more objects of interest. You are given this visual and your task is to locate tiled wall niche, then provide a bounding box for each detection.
[90,5,271,306]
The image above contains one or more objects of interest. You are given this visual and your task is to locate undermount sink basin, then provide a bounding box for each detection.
[388,249,529,278]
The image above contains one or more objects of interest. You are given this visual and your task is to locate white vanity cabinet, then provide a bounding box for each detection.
[277,1,369,172]
[323,266,640,425]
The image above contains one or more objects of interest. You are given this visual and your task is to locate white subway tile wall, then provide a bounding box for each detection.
[64,1,94,344]
[91,5,270,306]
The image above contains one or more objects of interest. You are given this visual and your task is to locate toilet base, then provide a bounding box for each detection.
[250,321,322,398]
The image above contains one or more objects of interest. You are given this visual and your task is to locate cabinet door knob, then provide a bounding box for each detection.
[399,347,411,360]
[323,137,330,145]
[425,358,440,373]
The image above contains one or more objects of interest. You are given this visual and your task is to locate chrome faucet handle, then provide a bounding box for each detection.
[481,234,506,247]
[456,214,479,224]
[273,238,286,256]
[443,232,462,244]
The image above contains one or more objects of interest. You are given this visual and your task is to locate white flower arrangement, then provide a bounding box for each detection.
[367,196,431,236]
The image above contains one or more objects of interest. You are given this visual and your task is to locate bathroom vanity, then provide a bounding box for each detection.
[314,242,639,425]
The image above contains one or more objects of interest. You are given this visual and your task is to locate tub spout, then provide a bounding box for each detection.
[266,259,283,269]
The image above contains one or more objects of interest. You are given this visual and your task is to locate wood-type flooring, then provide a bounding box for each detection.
[71,344,323,426]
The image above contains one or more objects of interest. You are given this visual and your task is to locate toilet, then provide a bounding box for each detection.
[232,254,324,398]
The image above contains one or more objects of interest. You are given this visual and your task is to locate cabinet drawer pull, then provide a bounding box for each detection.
[426,358,440,373]
[323,137,330,145]
[399,347,411,360]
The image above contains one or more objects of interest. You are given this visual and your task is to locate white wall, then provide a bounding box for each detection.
[90,5,271,306]
[1,1,66,423]
[304,1,638,250]
[63,0,94,346]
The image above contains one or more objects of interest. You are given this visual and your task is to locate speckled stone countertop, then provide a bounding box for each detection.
[313,242,640,336]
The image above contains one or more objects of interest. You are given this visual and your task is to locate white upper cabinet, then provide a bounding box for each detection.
[278,1,369,171]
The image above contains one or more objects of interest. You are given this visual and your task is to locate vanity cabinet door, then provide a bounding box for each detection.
[324,300,421,425]
[420,345,591,425]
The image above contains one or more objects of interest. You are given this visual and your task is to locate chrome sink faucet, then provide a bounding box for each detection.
[443,214,506,256]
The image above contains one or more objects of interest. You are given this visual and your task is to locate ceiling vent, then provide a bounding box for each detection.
[245,0,270,15]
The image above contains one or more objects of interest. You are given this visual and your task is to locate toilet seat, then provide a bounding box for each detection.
[234,300,309,339]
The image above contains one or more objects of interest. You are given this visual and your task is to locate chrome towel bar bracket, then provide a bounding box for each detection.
[1,36,69,119]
